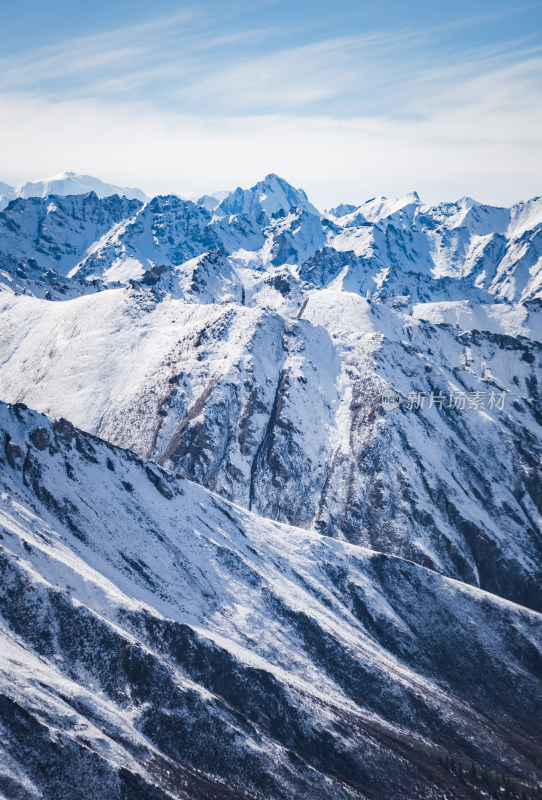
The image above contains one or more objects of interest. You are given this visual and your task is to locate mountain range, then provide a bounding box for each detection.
[0,172,541,799]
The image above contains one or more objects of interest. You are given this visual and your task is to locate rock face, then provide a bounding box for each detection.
[0,400,541,800]
[0,174,541,798]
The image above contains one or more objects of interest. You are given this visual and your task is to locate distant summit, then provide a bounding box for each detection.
[16,171,148,203]
[0,171,148,209]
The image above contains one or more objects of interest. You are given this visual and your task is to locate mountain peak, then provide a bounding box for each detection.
[218,173,320,218]
[15,171,148,203]
[340,191,421,224]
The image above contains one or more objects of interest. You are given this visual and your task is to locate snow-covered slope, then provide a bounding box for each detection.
[15,171,148,202]
[336,192,421,225]
[0,280,540,612]
[1,400,541,799]
[412,298,542,342]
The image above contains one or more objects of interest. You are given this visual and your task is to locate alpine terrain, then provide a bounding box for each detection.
[0,173,541,799]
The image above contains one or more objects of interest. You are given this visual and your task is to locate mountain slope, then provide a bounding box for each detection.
[1,400,541,800]
[0,282,540,612]
[0,193,143,278]
[1,173,541,799]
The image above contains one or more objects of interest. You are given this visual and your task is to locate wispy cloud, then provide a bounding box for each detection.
[2,3,541,118]
[1,0,541,205]
[1,52,541,208]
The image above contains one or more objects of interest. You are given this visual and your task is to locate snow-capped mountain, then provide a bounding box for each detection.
[0,179,541,302]
[0,173,541,799]
[1,400,541,799]
[0,172,148,212]
[217,173,320,219]
[338,191,421,224]
[15,170,148,203]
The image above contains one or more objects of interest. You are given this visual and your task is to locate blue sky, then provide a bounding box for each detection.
[1,0,541,206]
